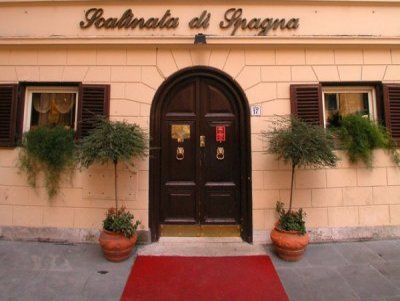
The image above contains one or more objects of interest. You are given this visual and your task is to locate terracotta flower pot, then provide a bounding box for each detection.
[99,230,138,262]
[270,224,309,262]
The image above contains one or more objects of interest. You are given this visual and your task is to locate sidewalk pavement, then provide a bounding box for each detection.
[1,239,400,301]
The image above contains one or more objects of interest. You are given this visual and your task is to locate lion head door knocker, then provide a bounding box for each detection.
[171,124,190,161]
[215,125,226,161]
[216,147,225,160]
[176,146,185,160]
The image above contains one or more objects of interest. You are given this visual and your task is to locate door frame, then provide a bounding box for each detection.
[149,66,252,243]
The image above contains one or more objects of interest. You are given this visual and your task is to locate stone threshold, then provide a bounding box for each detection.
[159,237,243,243]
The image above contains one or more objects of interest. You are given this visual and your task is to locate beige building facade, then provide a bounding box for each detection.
[0,0,400,243]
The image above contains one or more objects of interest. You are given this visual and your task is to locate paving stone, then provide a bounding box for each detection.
[0,270,89,301]
[303,243,349,267]
[299,266,359,301]
[276,268,311,301]
[83,269,132,301]
[364,240,400,262]
[337,264,400,299]
[0,241,74,271]
[28,271,91,301]
[0,270,42,301]
[0,268,36,300]
[62,243,134,274]
[334,242,386,265]
[1,239,400,300]
[372,262,400,288]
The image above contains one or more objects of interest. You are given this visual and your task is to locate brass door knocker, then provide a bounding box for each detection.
[176,147,185,160]
[216,147,225,160]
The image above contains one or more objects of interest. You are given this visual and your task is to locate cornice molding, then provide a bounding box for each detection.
[0,0,399,5]
[0,35,399,46]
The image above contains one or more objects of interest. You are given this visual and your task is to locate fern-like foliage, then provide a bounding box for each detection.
[336,114,400,168]
[18,126,75,199]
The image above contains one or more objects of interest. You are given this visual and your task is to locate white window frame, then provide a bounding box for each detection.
[322,86,377,128]
[23,86,79,133]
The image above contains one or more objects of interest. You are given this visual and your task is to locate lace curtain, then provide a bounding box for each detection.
[31,93,75,128]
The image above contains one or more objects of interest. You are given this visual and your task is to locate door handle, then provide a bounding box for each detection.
[200,135,206,148]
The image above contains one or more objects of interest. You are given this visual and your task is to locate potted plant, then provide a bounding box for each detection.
[264,117,338,261]
[18,125,75,199]
[77,119,147,262]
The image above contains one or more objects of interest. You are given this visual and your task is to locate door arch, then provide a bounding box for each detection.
[149,66,252,243]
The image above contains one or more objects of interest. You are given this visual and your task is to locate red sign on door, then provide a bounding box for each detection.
[216,125,226,143]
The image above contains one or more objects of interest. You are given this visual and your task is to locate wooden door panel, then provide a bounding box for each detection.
[164,81,196,116]
[202,79,235,115]
[162,187,197,223]
[202,185,239,224]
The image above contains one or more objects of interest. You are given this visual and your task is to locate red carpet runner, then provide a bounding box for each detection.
[121,255,289,301]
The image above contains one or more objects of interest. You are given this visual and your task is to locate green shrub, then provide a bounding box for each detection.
[18,126,75,199]
[77,119,147,170]
[264,117,338,234]
[103,207,140,238]
[336,114,400,168]
[266,117,338,170]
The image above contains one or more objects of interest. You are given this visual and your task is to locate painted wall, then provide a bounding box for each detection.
[0,45,400,242]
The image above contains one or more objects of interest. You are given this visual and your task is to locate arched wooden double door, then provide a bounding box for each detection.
[150,67,252,242]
